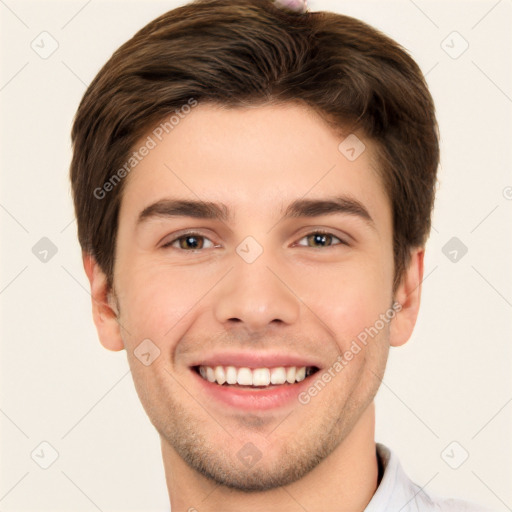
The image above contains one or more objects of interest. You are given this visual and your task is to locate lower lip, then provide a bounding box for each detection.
[191,368,316,411]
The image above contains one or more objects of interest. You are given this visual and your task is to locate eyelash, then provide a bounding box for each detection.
[161,230,348,251]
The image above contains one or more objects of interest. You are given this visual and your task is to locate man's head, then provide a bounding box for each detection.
[70,0,439,493]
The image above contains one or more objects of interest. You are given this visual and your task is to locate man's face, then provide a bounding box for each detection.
[109,103,398,490]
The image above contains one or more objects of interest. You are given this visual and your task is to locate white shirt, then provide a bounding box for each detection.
[365,443,490,511]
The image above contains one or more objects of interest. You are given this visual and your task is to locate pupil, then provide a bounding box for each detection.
[311,233,330,247]
[183,236,201,249]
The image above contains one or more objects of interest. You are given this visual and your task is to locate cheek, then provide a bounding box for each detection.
[295,255,393,348]
[115,260,219,347]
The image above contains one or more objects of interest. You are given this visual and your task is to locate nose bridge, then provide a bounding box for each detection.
[213,241,300,331]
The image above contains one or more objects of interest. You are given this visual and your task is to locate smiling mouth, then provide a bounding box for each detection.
[193,365,319,388]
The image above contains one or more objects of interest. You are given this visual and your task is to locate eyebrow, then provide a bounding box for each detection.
[137,196,375,228]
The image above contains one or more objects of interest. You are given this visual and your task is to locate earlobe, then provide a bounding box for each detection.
[82,252,125,352]
[389,248,424,347]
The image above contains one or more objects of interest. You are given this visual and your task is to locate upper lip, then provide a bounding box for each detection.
[189,351,322,370]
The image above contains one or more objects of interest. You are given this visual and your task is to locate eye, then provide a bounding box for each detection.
[162,233,216,251]
[161,230,348,251]
[295,231,347,249]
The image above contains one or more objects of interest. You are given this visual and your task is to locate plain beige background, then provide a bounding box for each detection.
[1,0,511,510]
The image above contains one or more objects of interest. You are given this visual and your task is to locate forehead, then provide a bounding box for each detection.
[119,102,390,228]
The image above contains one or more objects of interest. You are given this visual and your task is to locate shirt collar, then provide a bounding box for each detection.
[364,443,423,512]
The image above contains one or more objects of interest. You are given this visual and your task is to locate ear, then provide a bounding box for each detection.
[389,248,424,347]
[82,252,124,351]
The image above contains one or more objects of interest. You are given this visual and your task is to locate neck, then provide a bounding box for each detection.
[161,402,378,512]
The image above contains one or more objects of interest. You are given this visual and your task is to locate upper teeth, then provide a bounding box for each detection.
[198,365,312,386]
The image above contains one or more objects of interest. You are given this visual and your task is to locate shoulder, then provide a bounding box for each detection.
[413,490,492,512]
[416,491,494,512]
[366,444,491,512]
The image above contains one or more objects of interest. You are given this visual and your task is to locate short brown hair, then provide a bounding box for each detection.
[70,0,439,291]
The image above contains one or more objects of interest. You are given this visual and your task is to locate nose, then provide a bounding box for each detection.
[213,250,300,334]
